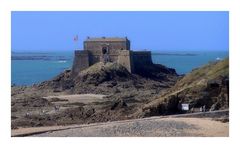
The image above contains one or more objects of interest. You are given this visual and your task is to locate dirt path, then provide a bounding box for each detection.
[44,94,106,104]
[12,117,228,137]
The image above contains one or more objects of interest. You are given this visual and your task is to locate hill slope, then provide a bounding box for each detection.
[141,58,229,117]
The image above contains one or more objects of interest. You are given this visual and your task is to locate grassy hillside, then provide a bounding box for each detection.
[174,58,229,89]
[141,58,229,117]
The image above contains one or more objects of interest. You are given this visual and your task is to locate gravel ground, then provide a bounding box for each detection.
[26,117,228,137]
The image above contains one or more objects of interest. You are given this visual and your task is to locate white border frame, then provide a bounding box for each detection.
[1,0,240,148]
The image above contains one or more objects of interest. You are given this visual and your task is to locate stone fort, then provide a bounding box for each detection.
[72,37,153,77]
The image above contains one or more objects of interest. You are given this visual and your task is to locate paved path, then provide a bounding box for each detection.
[12,116,228,137]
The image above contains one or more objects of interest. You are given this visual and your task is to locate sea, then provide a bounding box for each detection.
[11,50,229,86]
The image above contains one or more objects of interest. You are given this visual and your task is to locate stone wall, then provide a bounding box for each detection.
[88,53,101,65]
[117,50,134,73]
[132,51,152,67]
[84,41,130,54]
[71,38,154,76]
[71,50,153,76]
[130,51,152,74]
[72,50,89,77]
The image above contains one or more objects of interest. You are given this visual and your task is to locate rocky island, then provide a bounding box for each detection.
[11,37,229,137]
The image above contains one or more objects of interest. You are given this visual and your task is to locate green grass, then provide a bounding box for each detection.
[175,58,229,88]
[144,58,229,109]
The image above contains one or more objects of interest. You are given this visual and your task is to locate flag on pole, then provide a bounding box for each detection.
[74,35,78,42]
[73,35,79,49]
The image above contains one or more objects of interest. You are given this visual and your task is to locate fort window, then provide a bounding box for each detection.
[102,47,107,54]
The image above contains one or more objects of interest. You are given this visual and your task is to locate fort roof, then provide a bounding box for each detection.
[85,37,128,42]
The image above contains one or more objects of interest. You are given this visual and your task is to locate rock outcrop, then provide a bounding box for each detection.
[37,62,178,94]
[11,61,179,128]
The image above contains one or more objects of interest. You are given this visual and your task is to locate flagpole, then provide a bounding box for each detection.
[74,35,78,50]
[75,39,77,50]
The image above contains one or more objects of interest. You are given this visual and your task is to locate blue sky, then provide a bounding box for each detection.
[11,11,229,51]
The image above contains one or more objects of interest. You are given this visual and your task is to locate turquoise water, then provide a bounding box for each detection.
[152,50,228,74]
[11,52,73,86]
[11,50,228,86]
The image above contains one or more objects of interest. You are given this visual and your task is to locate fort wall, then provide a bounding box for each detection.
[132,51,152,72]
[117,50,134,73]
[71,37,154,76]
[72,50,89,77]
[84,41,130,54]
[132,51,152,64]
